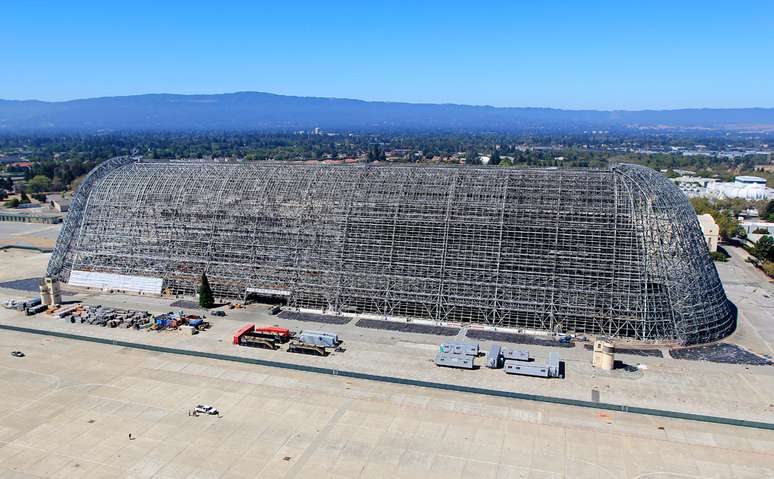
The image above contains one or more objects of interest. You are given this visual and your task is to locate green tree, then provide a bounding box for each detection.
[70,175,86,192]
[714,210,741,241]
[752,235,774,262]
[19,192,31,204]
[489,149,501,166]
[466,150,481,165]
[690,198,741,241]
[710,251,728,262]
[51,176,65,192]
[198,273,215,308]
[690,197,713,215]
[762,200,774,222]
[27,175,52,193]
[366,144,385,163]
[4,198,20,208]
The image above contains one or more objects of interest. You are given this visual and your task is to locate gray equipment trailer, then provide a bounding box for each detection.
[486,344,502,368]
[288,331,341,356]
[435,341,480,369]
[487,345,530,369]
[505,352,561,378]
[503,349,530,361]
[439,342,479,356]
[435,352,475,369]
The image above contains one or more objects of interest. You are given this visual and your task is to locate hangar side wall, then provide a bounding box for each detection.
[49,160,735,344]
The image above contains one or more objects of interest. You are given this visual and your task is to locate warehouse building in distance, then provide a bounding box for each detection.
[48,157,736,345]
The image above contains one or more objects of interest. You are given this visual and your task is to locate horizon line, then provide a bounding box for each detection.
[2,91,773,112]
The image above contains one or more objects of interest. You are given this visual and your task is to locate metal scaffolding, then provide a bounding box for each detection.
[49,158,735,345]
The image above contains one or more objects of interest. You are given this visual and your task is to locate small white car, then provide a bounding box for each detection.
[194,404,219,415]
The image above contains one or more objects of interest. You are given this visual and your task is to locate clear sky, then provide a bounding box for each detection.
[3,0,773,109]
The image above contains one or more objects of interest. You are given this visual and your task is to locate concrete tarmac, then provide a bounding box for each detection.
[1,329,773,478]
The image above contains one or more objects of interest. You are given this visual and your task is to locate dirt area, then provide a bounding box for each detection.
[0,277,43,293]
[583,344,665,358]
[670,343,771,366]
[280,310,353,325]
[0,249,51,283]
[356,318,458,335]
[0,221,61,250]
[468,329,574,348]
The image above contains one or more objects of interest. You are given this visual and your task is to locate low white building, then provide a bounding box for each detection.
[705,175,774,200]
[673,176,718,198]
[741,221,774,236]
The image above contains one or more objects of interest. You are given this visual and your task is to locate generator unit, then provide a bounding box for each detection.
[485,344,502,369]
[435,341,480,369]
[503,349,530,362]
[505,361,549,377]
[439,342,479,357]
[504,352,562,378]
[435,352,475,369]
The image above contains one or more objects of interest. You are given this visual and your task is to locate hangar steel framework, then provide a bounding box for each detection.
[49,157,735,344]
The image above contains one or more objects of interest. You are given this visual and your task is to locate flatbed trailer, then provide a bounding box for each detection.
[287,339,327,356]
[287,331,341,356]
[233,324,294,350]
[241,334,282,350]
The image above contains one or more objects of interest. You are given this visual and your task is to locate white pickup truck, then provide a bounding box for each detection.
[194,404,219,415]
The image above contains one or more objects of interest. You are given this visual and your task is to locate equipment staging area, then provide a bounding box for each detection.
[1,242,774,478]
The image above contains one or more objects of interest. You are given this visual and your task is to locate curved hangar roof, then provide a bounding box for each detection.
[49,157,735,345]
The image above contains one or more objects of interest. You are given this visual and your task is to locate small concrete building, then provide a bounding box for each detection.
[698,214,719,252]
[47,194,71,213]
[52,199,70,213]
[592,339,615,370]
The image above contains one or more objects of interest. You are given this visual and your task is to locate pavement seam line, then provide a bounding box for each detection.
[282,398,352,478]
[1,323,773,431]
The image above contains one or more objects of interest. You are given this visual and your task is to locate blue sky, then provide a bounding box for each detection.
[3,1,773,109]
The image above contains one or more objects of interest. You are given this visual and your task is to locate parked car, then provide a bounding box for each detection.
[194,404,219,415]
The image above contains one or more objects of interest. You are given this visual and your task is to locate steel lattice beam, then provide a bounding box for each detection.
[48,158,736,345]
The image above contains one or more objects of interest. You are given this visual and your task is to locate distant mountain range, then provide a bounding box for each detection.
[1,92,773,132]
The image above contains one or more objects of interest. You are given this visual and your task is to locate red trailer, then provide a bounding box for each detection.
[233,324,294,349]
[233,324,255,345]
